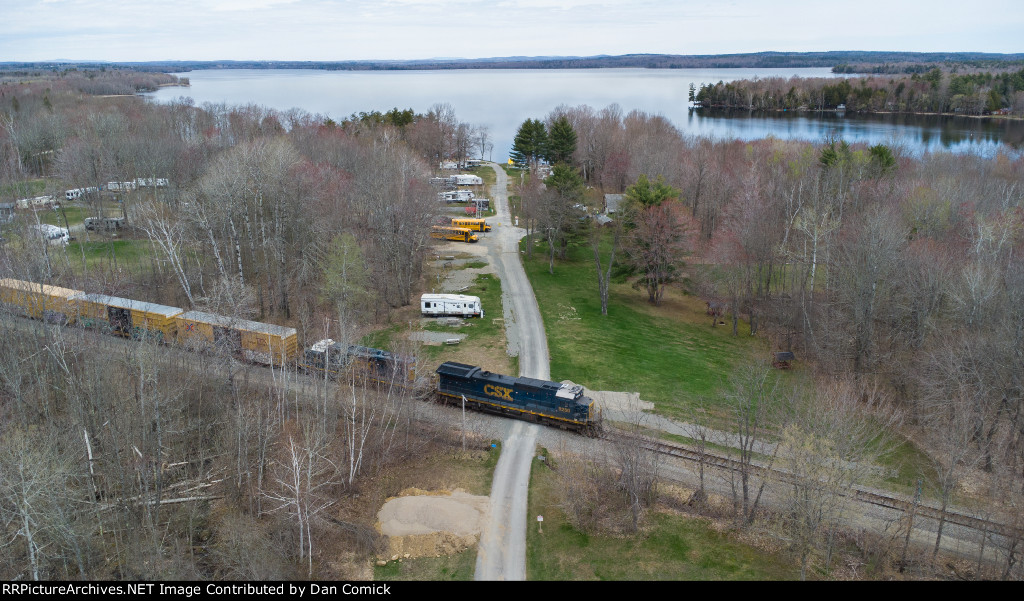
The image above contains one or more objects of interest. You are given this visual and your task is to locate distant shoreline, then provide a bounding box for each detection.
[5,51,1024,75]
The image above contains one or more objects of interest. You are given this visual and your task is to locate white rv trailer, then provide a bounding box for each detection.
[420,293,483,318]
[452,174,483,185]
[438,189,475,203]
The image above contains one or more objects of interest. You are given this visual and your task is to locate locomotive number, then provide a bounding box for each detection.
[558,407,570,413]
[483,384,513,401]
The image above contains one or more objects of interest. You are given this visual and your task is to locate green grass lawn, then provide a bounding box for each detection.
[36,206,88,227]
[522,237,767,419]
[526,455,797,580]
[65,238,155,275]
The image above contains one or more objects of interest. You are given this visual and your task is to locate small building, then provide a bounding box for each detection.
[0,203,14,224]
[604,194,624,214]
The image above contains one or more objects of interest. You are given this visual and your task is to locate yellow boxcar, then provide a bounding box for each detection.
[0,278,83,325]
[174,311,298,366]
[74,293,183,342]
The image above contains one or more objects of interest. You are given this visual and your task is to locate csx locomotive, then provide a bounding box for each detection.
[435,362,603,436]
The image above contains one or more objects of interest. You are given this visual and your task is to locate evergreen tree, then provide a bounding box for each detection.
[625,174,680,209]
[510,118,548,166]
[546,115,577,165]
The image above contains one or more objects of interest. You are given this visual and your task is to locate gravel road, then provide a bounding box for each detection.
[473,163,542,581]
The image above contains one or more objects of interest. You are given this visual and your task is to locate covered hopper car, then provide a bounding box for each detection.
[435,362,602,435]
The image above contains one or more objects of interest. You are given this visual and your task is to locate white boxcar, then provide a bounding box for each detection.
[420,294,484,318]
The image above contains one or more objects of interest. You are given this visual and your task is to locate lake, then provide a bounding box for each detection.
[146,68,1023,161]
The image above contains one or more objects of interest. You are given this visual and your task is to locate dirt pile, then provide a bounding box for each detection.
[376,488,490,559]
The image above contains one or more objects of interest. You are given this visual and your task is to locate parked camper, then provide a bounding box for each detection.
[466,159,483,168]
[106,181,137,192]
[16,195,57,209]
[452,174,483,186]
[135,178,169,188]
[421,294,483,318]
[65,189,83,201]
[439,189,475,203]
[84,217,124,231]
[29,224,70,246]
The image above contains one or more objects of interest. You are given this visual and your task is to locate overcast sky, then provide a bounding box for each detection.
[2,0,1021,63]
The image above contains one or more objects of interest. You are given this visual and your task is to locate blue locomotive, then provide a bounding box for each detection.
[299,339,417,385]
[435,362,603,436]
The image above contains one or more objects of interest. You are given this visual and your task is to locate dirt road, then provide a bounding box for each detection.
[473,163,543,581]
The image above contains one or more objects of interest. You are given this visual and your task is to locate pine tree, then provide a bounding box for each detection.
[546,116,577,165]
[509,118,548,167]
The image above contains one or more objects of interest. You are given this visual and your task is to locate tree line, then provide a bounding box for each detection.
[694,67,1024,116]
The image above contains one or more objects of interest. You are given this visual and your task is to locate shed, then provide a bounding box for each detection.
[772,351,796,369]
[0,202,14,224]
[604,194,624,214]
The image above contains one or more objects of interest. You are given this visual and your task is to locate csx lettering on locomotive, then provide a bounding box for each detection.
[483,384,513,400]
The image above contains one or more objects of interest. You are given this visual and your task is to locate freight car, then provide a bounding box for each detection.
[434,362,602,436]
[75,293,183,342]
[299,339,417,385]
[175,310,297,366]
[0,278,81,325]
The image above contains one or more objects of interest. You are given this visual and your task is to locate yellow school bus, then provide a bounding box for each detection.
[450,217,491,232]
[431,225,478,243]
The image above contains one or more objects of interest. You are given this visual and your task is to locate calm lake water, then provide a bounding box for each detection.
[146,68,1023,161]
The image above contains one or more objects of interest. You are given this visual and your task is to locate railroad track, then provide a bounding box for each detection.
[600,429,1024,541]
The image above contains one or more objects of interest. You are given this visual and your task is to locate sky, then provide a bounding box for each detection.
[1,0,1022,63]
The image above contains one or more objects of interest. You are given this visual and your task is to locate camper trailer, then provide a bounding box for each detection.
[439,189,475,203]
[420,294,483,318]
[452,174,483,186]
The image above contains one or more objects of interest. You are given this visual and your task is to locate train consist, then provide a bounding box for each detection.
[435,362,603,436]
[0,278,298,366]
[0,278,602,435]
